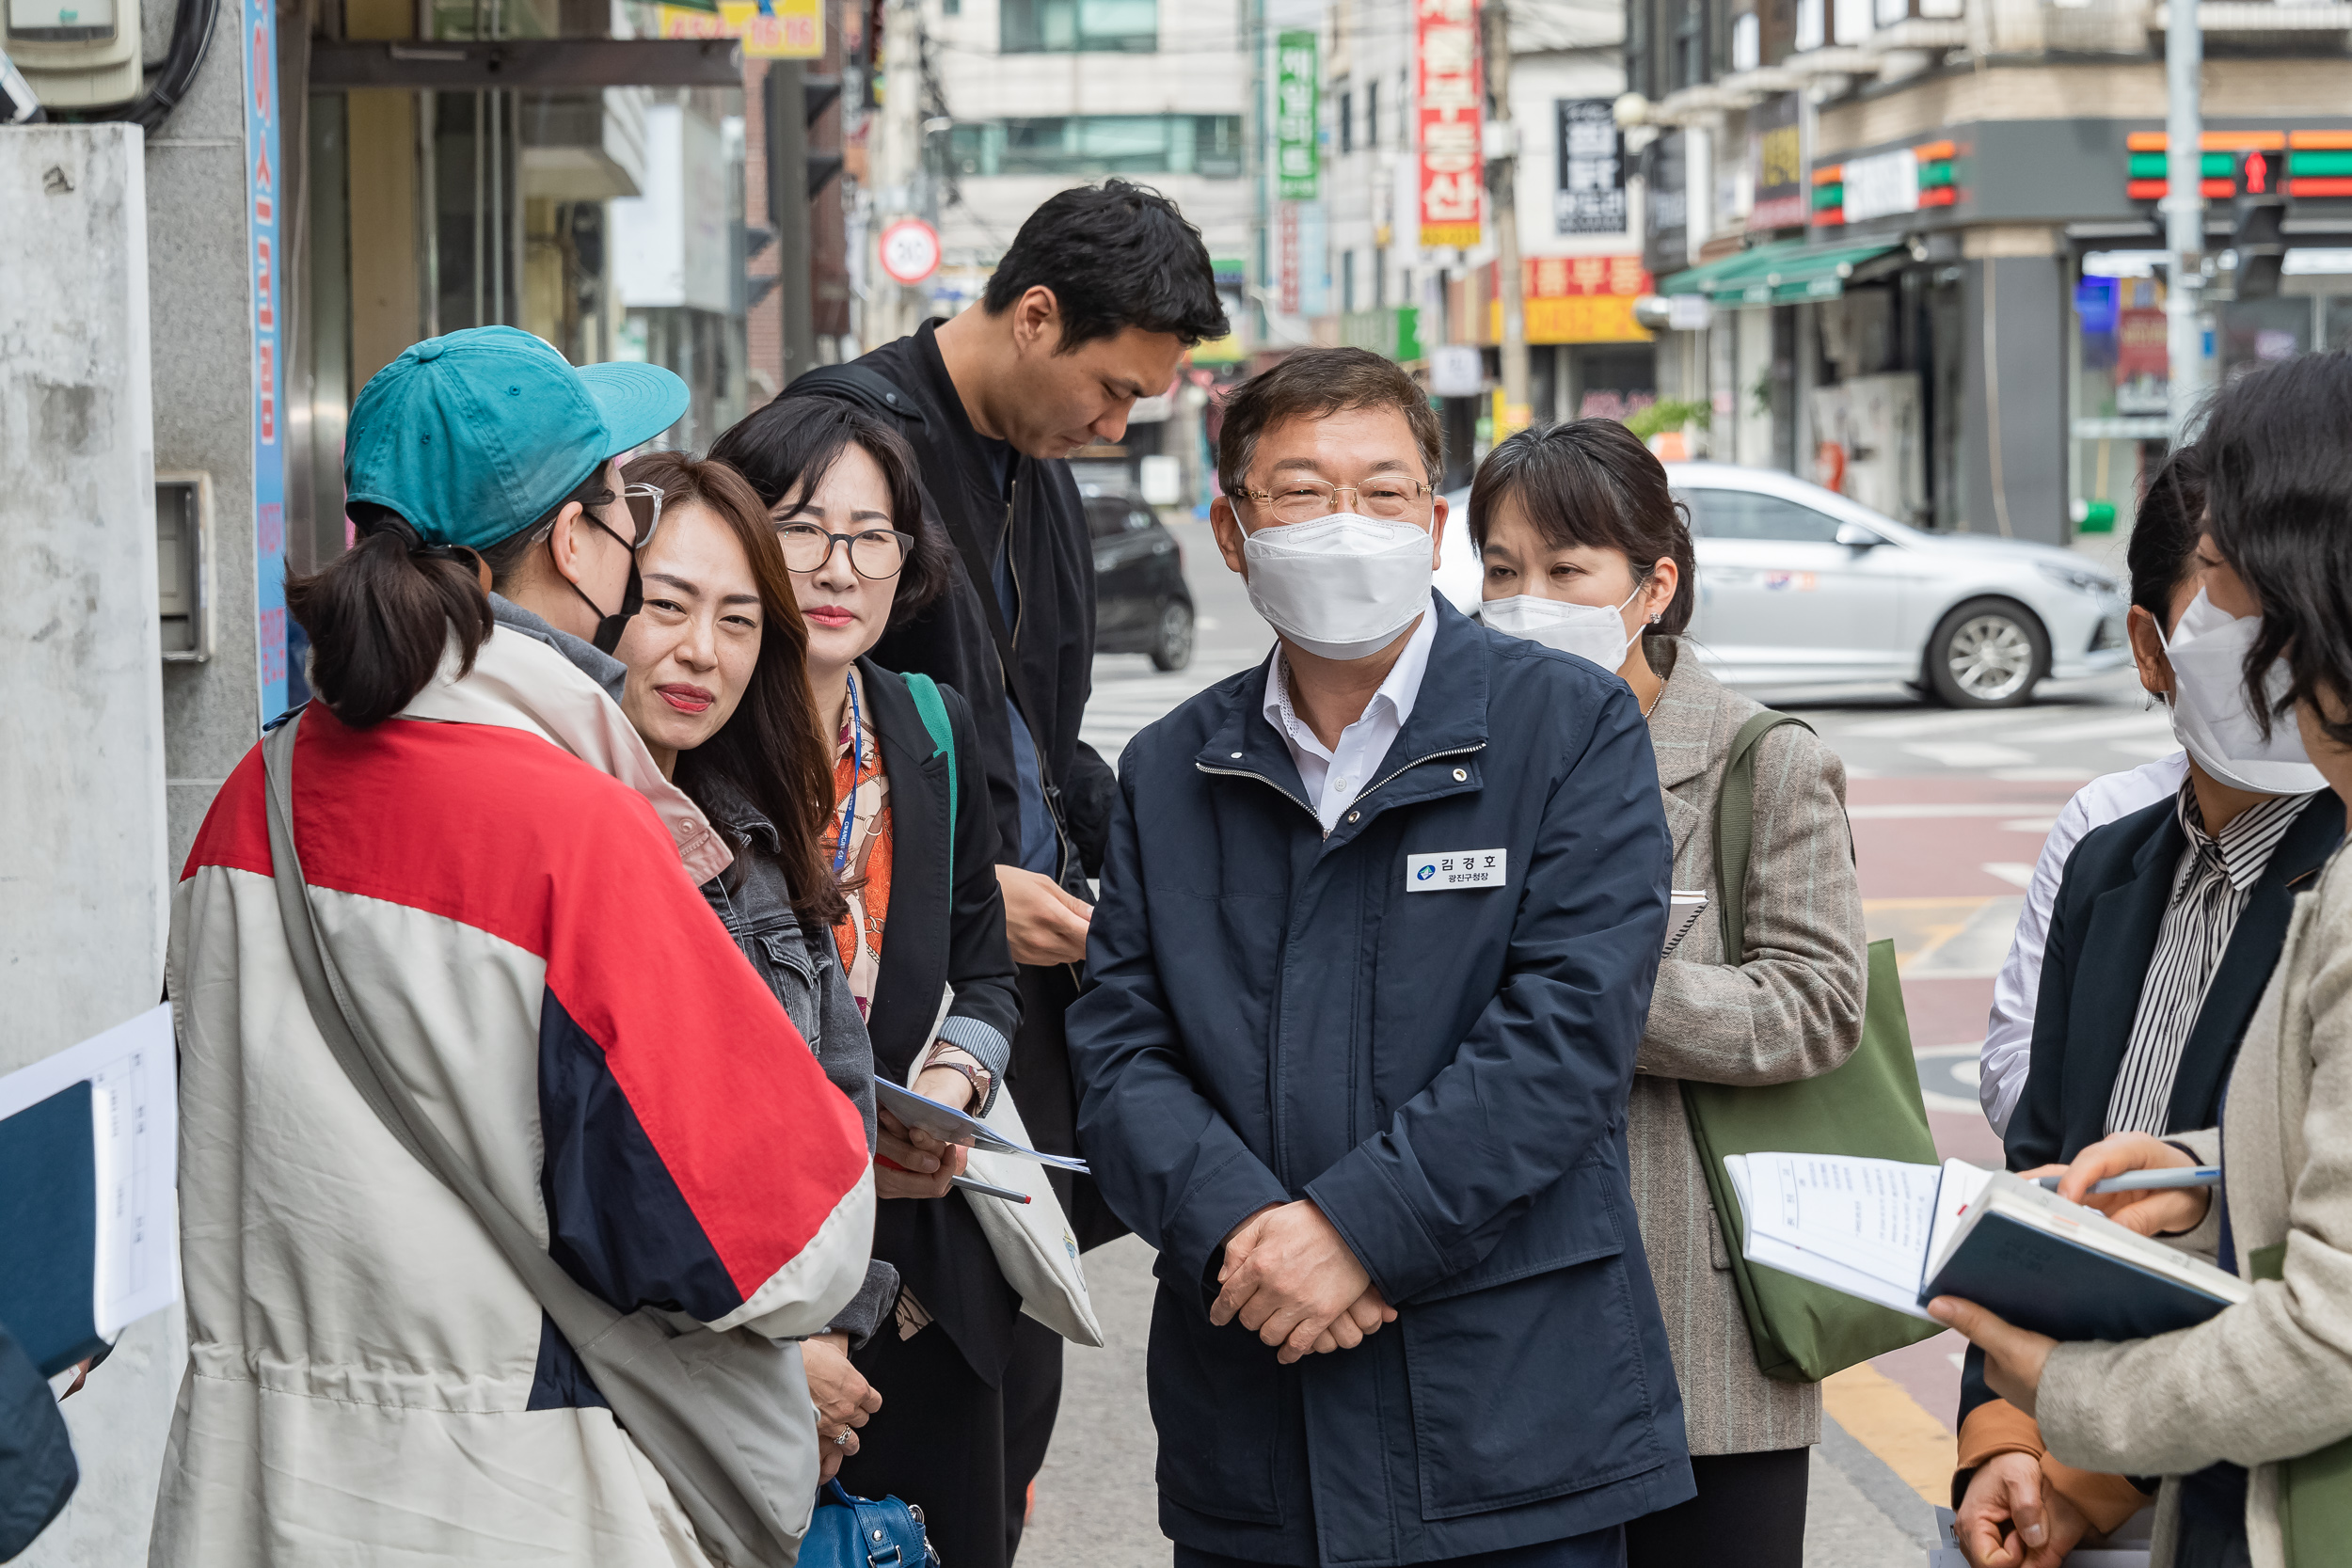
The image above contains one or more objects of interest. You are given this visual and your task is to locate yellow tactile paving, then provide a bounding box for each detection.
[1822,1361,1957,1505]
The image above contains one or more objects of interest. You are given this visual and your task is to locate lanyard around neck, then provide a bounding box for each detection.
[833,670,863,877]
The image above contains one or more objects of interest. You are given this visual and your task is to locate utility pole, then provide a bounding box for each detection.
[865,0,924,348]
[2165,0,2204,441]
[1483,0,1529,434]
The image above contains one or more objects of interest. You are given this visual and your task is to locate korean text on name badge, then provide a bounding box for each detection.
[1406,849,1507,891]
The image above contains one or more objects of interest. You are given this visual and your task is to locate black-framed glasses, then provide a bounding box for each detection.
[778,522,915,580]
[1237,477,1435,526]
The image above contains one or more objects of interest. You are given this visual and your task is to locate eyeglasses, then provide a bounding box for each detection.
[1236,477,1435,526]
[778,522,916,580]
[616,483,665,549]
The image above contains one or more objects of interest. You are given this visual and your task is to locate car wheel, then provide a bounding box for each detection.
[1926,597,2047,708]
[1149,599,1195,673]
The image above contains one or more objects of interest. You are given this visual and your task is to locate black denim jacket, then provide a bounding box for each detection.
[697,774,898,1346]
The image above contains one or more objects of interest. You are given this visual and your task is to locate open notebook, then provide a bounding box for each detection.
[1724,1153,2250,1341]
[0,1005,180,1376]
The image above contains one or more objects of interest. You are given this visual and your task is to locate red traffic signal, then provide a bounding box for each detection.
[2243,150,2271,195]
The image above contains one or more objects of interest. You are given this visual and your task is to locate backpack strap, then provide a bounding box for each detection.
[1711,710,1816,961]
[781,362,929,432]
[903,672,956,871]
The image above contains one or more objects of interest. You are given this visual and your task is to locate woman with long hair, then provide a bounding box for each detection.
[610,449,905,1475]
[158,327,871,1565]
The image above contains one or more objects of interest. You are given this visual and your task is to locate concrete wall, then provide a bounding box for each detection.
[150,0,272,868]
[0,123,184,1568]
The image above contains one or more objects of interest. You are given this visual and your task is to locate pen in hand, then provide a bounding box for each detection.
[2034,1166,2223,1195]
[950,1174,1032,1204]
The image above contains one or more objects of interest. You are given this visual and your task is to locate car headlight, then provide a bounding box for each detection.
[2036,561,2121,598]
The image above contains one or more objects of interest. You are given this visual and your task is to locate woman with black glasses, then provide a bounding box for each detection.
[711,401,1031,1568]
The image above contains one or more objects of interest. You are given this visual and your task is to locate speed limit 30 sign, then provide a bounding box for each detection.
[879,218,942,286]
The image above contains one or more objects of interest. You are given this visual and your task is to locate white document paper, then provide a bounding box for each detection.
[1724,1153,1995,1323]
[0,1004,181,1338]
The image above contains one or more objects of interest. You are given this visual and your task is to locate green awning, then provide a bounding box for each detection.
[1659,239,1903,307]
[1656,240,1812,298]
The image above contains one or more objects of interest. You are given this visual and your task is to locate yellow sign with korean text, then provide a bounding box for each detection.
[657,0,820,59]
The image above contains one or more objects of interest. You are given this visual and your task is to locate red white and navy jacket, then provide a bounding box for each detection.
[156,626,874,1567]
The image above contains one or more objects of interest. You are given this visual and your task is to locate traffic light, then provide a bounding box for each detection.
[2233,150,2287,301]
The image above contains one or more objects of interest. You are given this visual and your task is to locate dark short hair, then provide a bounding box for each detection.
[707,398,951,631]
[982,180,1229,352]
[1465,420,1698,642]
[2127,442,2207,625]
[2200,349,2352,749]
[1216,347,1441,500]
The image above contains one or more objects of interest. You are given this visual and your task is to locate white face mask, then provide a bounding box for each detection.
[1479,584,1645,670]
[1241,513,1436,661]
[2160,587,2327,796]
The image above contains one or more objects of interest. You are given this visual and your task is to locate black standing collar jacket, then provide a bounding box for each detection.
[786,323,1117,876]
[853,660,1030,1382]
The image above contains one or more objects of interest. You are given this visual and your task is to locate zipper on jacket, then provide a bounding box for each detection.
[1194,762,1322,832]
[1196,740,1487,841]
[1354,741,1487,810]
[1004,481,1024,649]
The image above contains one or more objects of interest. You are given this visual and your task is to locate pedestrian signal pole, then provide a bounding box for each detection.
[1483,0,1530,436]
[2231,150,2287,302]
[2164,0,2204,442]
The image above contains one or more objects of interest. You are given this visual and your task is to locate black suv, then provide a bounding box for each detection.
[1084,488,1194,672]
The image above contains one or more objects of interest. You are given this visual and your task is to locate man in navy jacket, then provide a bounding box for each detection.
[1067,350,1693,1567]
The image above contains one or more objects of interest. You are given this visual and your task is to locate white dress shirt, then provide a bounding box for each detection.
[1261,608,1438,834]
[1979,750,2188,1134]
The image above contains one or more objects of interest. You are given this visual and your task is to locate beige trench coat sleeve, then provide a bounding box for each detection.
[1639,701,1868,1087]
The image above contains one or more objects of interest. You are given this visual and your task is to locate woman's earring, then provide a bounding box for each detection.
[1649,611,1662,624]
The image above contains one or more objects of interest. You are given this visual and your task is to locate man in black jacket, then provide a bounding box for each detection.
[741,179,1227,1556]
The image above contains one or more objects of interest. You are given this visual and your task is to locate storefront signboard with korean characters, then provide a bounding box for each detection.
[1416,0,1482,249]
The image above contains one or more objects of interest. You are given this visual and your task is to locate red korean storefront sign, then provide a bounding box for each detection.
[1416,0,1482,249]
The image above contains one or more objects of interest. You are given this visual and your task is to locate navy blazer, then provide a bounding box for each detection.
[1954,784,2344,1456]
[1067,596,1693,1567]
[2009,787,2344,1169]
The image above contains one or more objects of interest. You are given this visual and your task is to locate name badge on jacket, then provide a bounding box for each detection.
[1406,849,1507,891]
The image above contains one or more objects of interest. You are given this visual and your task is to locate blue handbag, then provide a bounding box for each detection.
[801,1480,936,1568]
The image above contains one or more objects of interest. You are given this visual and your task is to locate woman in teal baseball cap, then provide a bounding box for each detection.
[160,327,879,1567]
[303,325,691,723]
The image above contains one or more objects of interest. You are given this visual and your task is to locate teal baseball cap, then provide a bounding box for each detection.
[343,325,691,552]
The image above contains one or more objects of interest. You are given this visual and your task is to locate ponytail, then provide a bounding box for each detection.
[285,509,496,729]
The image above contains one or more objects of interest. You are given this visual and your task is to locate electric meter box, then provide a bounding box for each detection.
[7,0,140,108]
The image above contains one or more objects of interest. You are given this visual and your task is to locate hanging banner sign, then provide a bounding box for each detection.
[1747,92,1805,230]
[1275,29,1318,201]
[658,0,821,59]
[1278,201,1301,315]
[1416,0,1482,249]
[1554,98,1625,235]
[245,0,286,721]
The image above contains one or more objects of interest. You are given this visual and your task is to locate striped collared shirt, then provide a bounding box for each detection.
[2105,783,2316,1135]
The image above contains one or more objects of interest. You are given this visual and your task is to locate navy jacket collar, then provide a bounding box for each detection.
[1194,594,1491,837]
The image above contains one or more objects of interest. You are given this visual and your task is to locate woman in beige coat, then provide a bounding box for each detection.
[1935,351,2352,1568]
[1468,420,1869,1568]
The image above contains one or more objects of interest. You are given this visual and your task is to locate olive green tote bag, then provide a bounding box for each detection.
[1677,711,1946,1384]
[2249,1243,2352,1566]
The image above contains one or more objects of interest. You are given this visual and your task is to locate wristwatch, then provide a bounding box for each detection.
[923,1053,992,1109]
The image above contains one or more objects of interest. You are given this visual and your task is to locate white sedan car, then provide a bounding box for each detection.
[1438,463,2131,708]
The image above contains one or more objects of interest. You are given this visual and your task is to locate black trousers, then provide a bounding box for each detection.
[1177,1528,1626,1568]
[835,1315,1064,1568]
[1622,1448,1809,1568]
